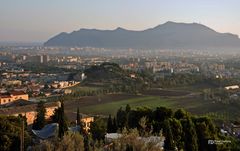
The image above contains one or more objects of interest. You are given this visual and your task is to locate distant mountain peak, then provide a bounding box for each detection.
[44,22,240,51]
[164,21,177,25]
[114,27,127,31]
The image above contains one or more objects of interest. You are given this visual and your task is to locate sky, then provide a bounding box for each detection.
[0,0,240,42]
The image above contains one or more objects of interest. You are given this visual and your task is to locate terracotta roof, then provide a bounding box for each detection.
[0,91,28,99]
[0,95,11,98]
[10,91,26,96]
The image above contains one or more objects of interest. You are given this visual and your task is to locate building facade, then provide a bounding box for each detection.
[0,91,29,105]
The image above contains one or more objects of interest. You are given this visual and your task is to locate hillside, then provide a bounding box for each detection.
[76,62,148,93]
[44,21,240,50]
[82,62,143,84]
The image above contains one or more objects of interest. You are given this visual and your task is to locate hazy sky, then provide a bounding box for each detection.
[0,0,240,42]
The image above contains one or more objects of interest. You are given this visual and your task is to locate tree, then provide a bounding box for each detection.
[76,107,81,126]
[181,117,198,151]
[116,107,127,131]
[174,109,188,120]
[125,104,131,113]
[125,104,131,129]
[32,101,46,130]
[169,118,184,150]
[193,117,218,151]
[153,107,173,122]
[51,107,61,123]
[0,115,31,151]
[138,116,148,136]
[112,117,117,133]
[89,118,106,140]
[163,119,176,151]
[107,115,113,133]
[58,100,68,138]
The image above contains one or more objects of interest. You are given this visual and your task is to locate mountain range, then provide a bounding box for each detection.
[44,21,240,50]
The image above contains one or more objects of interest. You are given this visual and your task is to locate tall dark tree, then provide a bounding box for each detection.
[32,101,46,130]
[125,104,131,129]
[107,115,113,133]
[153,107,173,122]
[193,117,218,151]
[169,118,184,150]
[76,107,81,126]
[50,107,61,123]
[163,119,176,151]
[181,117,198,151]
[58,100,68,138]
[116,107,127,131]
[112,117,117,133]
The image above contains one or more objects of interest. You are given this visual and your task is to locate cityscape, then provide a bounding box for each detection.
[0,1,240,151]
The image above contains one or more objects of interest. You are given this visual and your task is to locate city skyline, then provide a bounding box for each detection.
[0,0,240,42]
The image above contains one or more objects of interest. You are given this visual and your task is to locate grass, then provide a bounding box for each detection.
[78,96,174,115]
[69,85,101,93]
[164,82,218,92]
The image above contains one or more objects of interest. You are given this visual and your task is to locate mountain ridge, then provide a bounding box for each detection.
[44,21,240,50]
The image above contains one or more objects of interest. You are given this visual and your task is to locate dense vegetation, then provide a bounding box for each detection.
[154,73,240,88]
[104,105,240,151]
[0,115,31,151]
[155,73,204,88]
[81,62,150,93]
[32,105,240,151]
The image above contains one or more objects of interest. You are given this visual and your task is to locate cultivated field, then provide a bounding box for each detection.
[64,87,239,121]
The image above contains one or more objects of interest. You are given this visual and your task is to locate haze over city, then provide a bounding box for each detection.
[0,0,240,42]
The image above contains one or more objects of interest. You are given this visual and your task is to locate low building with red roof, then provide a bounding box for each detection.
[0,91,29,105]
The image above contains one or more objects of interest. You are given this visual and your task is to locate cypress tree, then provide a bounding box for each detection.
[170,118,184,150]
[76,107,80,126]
[32,101,46,130]
[116,107,127,131]
[163,119,176,151]
[58,100,68,138]
[182,117,198,151]
[107,115,113,133]
[112,117,117,133]
[193,117,217,151]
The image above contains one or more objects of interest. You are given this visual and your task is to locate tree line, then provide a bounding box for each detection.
[105,105,239,151]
